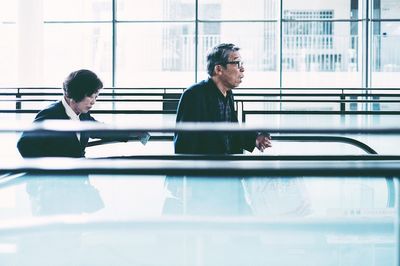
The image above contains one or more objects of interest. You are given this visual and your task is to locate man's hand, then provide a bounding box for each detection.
[255,133,272,152]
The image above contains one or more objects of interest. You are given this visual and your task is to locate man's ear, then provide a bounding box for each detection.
[214,64,223,75]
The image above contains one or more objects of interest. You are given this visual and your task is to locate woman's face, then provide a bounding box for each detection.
[70,92,99,114]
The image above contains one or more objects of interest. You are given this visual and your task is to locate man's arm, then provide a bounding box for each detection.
[174,90,200,154]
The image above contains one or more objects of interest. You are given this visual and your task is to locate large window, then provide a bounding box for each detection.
[371,0,400,87]
[0,0,399,89]
[0,1,17,86]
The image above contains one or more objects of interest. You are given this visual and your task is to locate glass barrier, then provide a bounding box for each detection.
[0,166,398,265]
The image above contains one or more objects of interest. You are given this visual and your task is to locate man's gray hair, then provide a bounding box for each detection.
[206,43,240,76]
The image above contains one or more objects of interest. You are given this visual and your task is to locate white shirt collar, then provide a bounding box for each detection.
[61,97,81,141]
[61,97,80,121]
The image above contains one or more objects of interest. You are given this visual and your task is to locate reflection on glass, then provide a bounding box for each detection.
[163,176,252,215]
[242,177,311,217]
[14,175,104,266]
[0,174,396,265]
[163,176,394,219]
[26,176,104,216]
[163,176,311,217]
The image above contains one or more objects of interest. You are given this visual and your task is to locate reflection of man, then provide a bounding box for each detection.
[242,177,311,217]
[17,69,149,158]
[174,43,271,154]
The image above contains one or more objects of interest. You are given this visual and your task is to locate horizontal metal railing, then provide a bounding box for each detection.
[1,87,400,119]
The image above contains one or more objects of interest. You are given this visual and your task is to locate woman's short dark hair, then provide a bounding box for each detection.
[62,69,103,102]
[206,43,240,76]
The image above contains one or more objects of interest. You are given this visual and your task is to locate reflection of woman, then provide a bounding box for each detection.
[241,177,312,217]
[17,175,104,265]
[26,175,104,216]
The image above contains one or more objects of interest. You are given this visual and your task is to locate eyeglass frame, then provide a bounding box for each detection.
[217,61,244,69]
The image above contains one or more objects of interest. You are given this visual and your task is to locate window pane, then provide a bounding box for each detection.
[198,0,278,20]
[117,0,195,21]
[371,21,400,87]
[43,0,112,21]
[0,0,17,21]
[373,0,400,19]
[0,1,17,86]
[116,23,195,87]
[282,21,361,88]
[197,22,278,87]
[283,0,356,20]
[44,24,112,86]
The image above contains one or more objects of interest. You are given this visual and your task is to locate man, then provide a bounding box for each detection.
[17,69,149,158]
[164,44,272,215]
[174,43,272,154]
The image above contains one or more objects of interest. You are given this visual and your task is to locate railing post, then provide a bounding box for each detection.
[395,177,400,266]
[238,101,245,123]
[16,88,21,110]
[340,89,345,113]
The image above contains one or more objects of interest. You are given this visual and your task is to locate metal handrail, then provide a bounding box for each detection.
[1,157,400,176]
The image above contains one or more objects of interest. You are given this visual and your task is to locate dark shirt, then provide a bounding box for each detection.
[216,89,234,153]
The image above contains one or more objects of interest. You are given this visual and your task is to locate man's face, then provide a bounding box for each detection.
[219,51,245,90]
[70,92,99,114]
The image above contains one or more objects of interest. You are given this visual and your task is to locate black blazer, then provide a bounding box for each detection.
[17,101,97,158]
[174,78,256,154]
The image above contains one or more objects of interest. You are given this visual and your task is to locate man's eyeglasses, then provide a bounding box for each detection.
[225,61,244,69]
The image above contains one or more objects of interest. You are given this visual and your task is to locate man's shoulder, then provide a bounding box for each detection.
[184,79,213,96]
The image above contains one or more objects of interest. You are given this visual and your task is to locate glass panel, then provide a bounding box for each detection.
[0,24,17,86]
[0,174,393,219]
[0,174,396,265]
[117,0,195,21]
[283,0,357,20]
[43,0,112,21]
[282,21,361,88]
[116,23,195,87]
[43,24,112,87]
[197,22,279,87]
[0,0,17,21]
[373,0,400,19]
[0,1,17,86]
[371,22,400,87]
[198,0,278,20]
